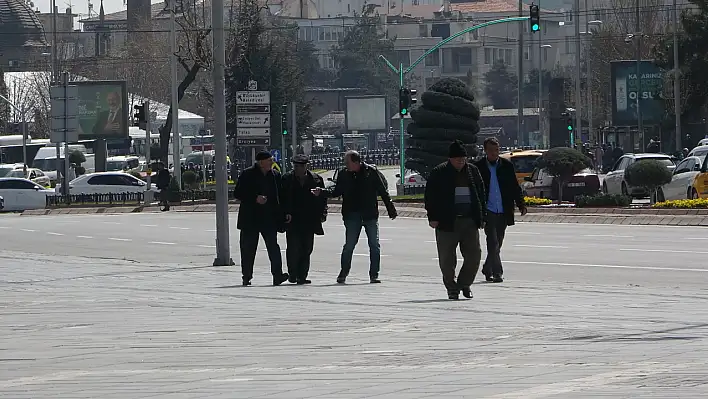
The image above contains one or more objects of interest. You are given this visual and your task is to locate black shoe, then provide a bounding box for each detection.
[273,273,289,286]
[297,279,311,285]
[288,276,297,284]
[336,272,347,284]
[461,286,473,298]
[242,280,251,286]
[370,278,381,284]
[484,274,494,282]
[492,275,504,283]
[448,291,460,300]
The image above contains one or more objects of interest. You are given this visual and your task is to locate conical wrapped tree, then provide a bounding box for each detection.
[405,78,480,178]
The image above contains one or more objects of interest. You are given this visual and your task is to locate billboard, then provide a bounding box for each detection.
[611,60,664,126]
[72,80,129,140]
[345,96,387,131]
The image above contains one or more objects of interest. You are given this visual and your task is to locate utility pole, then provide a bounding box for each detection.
[517,0,524,146]
[635,0,643,149]
[52,0,61,193]
[212,0,233,266]
[291,101,297,155]
[574,0,581,148]
[145,101,152,205]
[672,0,682,151]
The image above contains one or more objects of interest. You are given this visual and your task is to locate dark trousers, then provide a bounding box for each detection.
[239,229,283,282]
[482,212,507,277]
[435,217,481,292]
[159,190,170,210]
[286,228,315,281]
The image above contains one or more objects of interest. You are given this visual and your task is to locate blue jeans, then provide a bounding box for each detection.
[341,213,380,278]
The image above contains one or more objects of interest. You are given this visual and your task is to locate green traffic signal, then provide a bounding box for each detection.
[283,129,288,135]
[532,23,539,31]
[401,108,408,115]
[567,125,573,131]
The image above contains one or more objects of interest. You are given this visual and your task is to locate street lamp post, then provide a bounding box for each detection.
[539,43,551,148]
[168,0,181,189]
[379,16,531,176]
[672,0,682,151]
[584,21,603,144]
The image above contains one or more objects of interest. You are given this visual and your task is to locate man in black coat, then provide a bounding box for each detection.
[233,150,289,286]
[282,154,328,284]
[311,150,397,284]
[424,140,487,300]
[474,137,527,283]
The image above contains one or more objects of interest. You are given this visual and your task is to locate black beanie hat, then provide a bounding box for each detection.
[448,140,468,158]
[255,150,272,161]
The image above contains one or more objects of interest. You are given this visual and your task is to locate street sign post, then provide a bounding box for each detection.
[236,90,271,164]
[270,149,281,162]
[49,85,79,143]
[237,137,270,146]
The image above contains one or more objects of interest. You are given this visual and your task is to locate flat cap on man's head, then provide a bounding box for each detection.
[292,154,309,164]
[255,150,272,161]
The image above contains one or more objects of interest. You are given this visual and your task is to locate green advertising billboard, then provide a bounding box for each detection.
[610,60,664,126]
[72,80,129,140]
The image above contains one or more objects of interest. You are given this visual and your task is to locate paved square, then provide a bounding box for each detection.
[1,213,707,398]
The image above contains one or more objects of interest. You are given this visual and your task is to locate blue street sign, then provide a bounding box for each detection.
[270,149,281,162]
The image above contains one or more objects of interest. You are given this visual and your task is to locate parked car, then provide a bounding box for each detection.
[500,149,547,185]
[602,153,676,197]
[0,177,54,211]
[657,155,707,201]
[688,144,708,159]
[395,170,427,186]
[522,168,601,201]
[0,195,4,210]
[5,168,51,187]
[63,172,158,195]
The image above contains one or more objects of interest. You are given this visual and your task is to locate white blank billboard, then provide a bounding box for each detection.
[346,96,386,131]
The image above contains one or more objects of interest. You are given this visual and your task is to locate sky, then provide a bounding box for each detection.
[33,0,161,22]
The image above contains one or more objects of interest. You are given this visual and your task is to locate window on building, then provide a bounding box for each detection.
[504,49,513,64]
[544,47,548,62]
[442,47,474,73]
[425,48,440,66]
[395,50,411,67]
[484,48,492,64]
[419,24,428,37]
[524,47,531,61]
[565,36,572,53]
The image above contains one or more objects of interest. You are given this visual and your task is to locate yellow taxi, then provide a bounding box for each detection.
[500,149,546,185]
[695,158,708,199]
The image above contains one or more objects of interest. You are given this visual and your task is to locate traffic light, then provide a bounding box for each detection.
[399,88,416,116]
[133,102,147,128]
[529,4,540,33]
[566,116,573,132]
[281,104,288,135]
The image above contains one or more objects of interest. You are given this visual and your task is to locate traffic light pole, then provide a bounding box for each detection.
[145,101,152,205]
[379,16,529,184]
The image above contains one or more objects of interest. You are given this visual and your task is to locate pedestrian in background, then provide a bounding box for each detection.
[311,150,397,284]
[282,154,328,285]
[424,140,486,300]
[234,151,289,287]
[156,162,171,211]
[474,137,527,283]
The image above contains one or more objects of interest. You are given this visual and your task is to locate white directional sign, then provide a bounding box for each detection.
[238,128,270,137]
[49,85,79,143]
[237,114,270,127]
[236,90,270,105]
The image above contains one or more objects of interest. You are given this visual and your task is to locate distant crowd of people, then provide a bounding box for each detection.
[232,137,527,300]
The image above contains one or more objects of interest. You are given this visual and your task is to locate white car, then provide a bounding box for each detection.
[657,156,706,201]
[687,144,708,158]
[603,153,675,197]
[5,168,51,187]
[0,177,53,211]
[65,172,158,195]
[396,171,427,186]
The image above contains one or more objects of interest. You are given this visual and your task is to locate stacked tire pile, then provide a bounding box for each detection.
[405,78,481,178]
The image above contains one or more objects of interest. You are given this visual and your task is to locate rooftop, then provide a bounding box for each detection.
[0,0,48,50]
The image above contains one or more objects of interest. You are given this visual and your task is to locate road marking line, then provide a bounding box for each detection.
[0,226,8,229]
[140,224,158,227]
[685,237,708,240]
[425,240,436,243]
[46,232,64,236]
[103,222,123,225]
[107,237,132,242]
[206,229,216,232]
[197,244,215,248]
[504,260,708,273]
[583,234,634,238]
[149,241,176,245]
[169,227,190,230]
[76,235,93,239]
[20,229,35,232]
[619,248,706,255]
[507,231,542,235]
[514,244,569,249]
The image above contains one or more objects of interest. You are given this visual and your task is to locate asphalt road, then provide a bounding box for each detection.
[1,212,707,398]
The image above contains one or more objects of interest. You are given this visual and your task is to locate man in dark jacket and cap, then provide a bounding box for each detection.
[424,140,486,300]
[282,154,328,284]
[233,150,289,286]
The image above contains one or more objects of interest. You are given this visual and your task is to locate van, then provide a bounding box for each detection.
[106,156,140,171]
[32,145,95,183]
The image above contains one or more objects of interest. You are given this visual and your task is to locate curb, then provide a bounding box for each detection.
[20,203,708,226]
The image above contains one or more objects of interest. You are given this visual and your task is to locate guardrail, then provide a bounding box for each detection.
[47,192,145,207]
[401,184,426,196]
